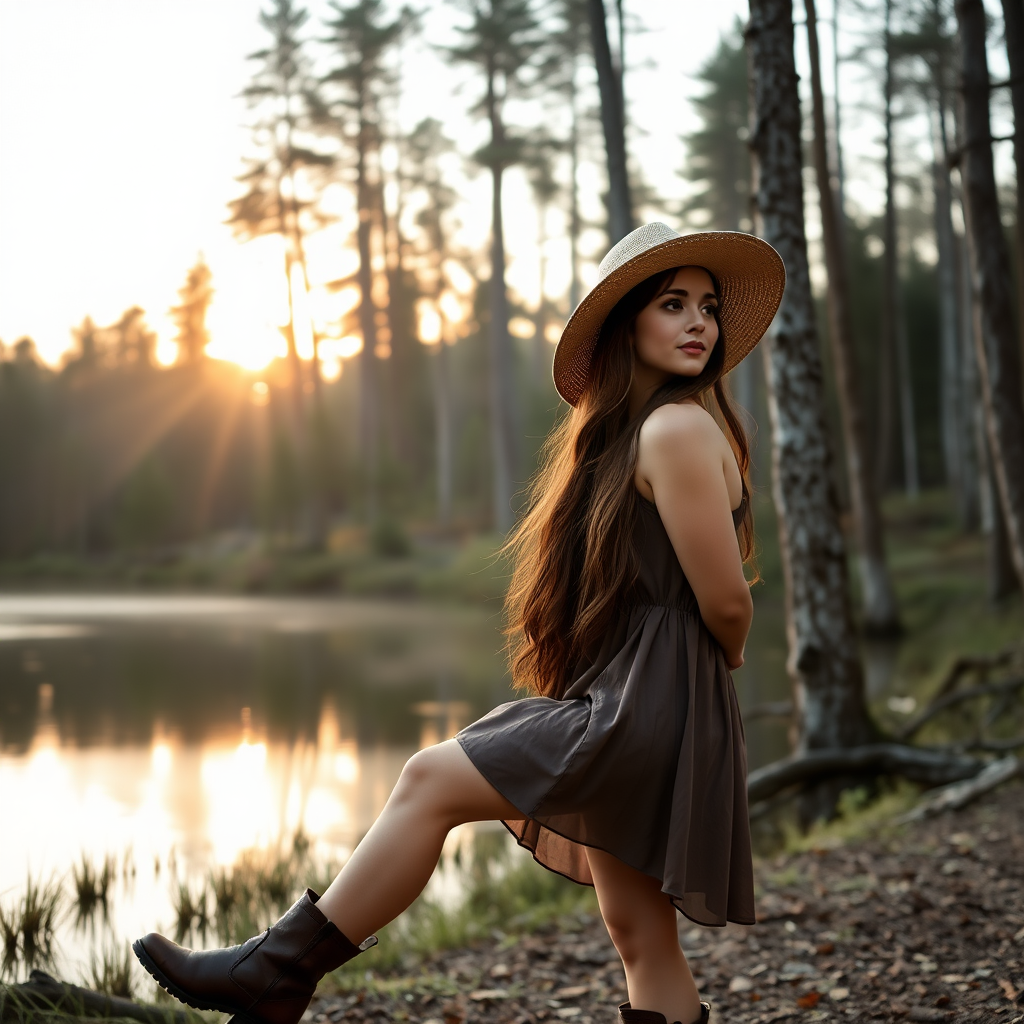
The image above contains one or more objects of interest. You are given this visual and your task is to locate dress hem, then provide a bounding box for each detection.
[457,735,754,930]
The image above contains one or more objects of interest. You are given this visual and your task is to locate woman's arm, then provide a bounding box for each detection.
[636,403,753,668]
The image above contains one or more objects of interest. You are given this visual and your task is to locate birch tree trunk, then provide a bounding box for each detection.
[955,0,1024,591]
[805,0,901,635]
[1001,0,1024,334]
[587,0,633,243]
[746,0,876,785]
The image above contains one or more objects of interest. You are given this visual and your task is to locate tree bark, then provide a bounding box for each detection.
[746,0,876,775]
[432,337,453,528]
[878,0,911,495]
[587,0,633,243]
[747,743,982,805]
[1001,0,1024,336]
[355,118,380,523]
[568,57,583,313]
[805,0,901,636]
[894,283,920,496]
[485,60,517,534]
[955,0,1024,591]
[932,62,974,526]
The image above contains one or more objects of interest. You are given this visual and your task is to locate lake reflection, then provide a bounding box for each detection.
[0,592,794,976]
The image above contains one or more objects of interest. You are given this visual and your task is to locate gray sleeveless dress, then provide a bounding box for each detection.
[456,496,755,928]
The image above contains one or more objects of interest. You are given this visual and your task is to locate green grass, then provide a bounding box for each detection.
[88,941,136,999]
[327,841,598,984]
[0,875,64,978]
[71,855,115,921]
[0,529,512,605]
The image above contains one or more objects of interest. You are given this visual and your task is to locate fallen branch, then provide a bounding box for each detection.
[746,743,981,805]
[934,734,1024,754]
[898,755,1022,822]
[897,677,1024,741]
[929,648,1015,701]
[0,970,190,1024]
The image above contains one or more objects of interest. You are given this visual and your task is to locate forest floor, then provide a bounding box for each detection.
[312,780,1024,1024]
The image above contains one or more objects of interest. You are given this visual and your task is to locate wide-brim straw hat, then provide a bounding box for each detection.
[553,222,786,406]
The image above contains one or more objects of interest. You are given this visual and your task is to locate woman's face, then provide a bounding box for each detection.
[632,266,720,383]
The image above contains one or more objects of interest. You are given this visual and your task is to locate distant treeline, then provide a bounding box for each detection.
[0,1,1017,566]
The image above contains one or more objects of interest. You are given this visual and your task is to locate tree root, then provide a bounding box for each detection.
[897,676,1024,741]
[746,743,982,804]
[0,970,191,1024]
[897,754,1022,822]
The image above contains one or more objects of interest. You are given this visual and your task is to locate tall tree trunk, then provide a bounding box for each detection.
[955,0,1024,591]
[485,64,517,533]
[832,0,846,215]
[805,0,901,635]
[377,170,415,471]
[587,0,633,243]
[894,287,920,496]
[932,56,973,525]
[876,0,901,495]
[1001,0,1024,335]
[276,180,306,430]
[955,134,984,532]
[569,57,583,312]
[746,0,876,805]
[355,124,380,523]
[429,330,453,529]
[533,201,549,385]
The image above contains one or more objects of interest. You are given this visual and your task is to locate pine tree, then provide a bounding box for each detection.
[228,0,333,414]
[447,0,541,532]
[170,258,214,365]
[679,21,750,233]
[320,0,408,522]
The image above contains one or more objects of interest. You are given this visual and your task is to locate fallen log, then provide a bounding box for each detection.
[898,754,1022,822]
[0,971,190,1024]
[746,743,982,805]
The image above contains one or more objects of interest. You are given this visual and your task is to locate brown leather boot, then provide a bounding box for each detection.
[133,888,375,1024]
[619,999,711,1024]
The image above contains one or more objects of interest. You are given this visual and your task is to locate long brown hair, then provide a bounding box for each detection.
[504,266,756,699]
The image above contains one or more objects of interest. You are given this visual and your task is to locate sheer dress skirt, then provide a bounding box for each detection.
[456,499,755,927]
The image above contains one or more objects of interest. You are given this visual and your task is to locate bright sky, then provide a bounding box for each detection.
[0,0,1012,368]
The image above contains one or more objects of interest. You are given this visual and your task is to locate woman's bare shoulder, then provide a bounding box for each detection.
[639,402,726,454]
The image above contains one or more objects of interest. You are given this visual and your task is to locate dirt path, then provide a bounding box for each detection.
[310,781,1024,1024]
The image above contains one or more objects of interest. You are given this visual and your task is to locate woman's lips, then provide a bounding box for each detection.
[680,342,705,354]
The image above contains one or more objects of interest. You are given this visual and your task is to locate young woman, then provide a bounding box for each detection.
[133,222,785,1024]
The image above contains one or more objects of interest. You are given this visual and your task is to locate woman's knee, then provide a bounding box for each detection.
[392,747,445,809]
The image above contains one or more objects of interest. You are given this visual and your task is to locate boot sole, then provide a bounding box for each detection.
[132,938,249,1017]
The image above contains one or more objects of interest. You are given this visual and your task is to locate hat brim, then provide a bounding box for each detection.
[552,231,785,406]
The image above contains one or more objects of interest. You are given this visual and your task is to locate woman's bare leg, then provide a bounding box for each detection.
[587,848,701,1024]
[317,739,521,943]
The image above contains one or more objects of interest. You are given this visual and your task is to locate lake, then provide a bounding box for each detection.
[0,591,796,981]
